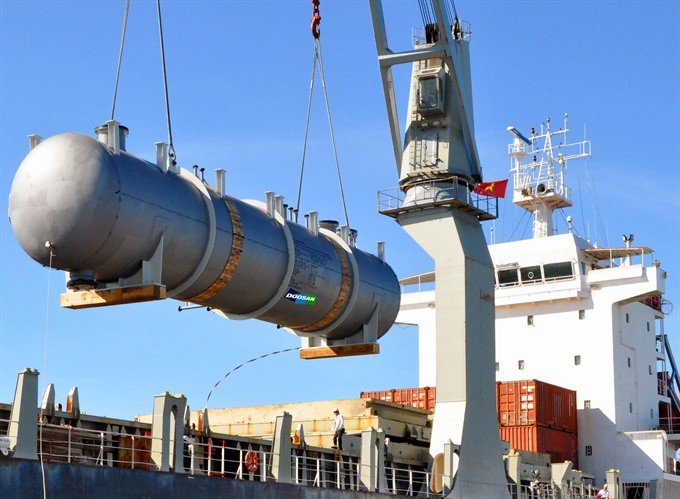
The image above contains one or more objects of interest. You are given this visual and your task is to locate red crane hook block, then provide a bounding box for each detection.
[311,0,321,38]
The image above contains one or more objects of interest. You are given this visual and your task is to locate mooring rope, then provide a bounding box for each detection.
[39,242,55,499]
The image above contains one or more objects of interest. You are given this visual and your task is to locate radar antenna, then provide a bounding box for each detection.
[506,114,591,238]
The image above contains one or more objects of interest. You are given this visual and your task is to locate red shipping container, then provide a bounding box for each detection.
[500,425,578,467]
[497,380,577,432]
[424,387,436,411]
[360,387,436,412]
[360,390,394,403]
[393,389,407,405]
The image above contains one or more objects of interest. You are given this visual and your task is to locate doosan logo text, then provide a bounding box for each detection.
[285,289,316,305]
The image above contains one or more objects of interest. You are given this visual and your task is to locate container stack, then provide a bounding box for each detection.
[497,380,578,466]
[361,380,578,466]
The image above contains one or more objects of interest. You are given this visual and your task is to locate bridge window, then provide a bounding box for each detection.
[520,265,542,284]
[544,261,574,280]
[497,269,519,287]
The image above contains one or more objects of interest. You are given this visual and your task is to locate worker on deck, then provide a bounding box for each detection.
[331,408,345,450]
[596,484,610,498]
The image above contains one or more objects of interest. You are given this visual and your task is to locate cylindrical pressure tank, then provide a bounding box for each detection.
[9,130,400,341]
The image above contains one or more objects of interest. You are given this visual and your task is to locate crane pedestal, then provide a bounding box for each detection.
[399,206,509,499]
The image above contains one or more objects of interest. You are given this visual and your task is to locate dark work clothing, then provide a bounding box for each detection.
[333,428,345,450]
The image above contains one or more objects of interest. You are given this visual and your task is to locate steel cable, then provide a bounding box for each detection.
[295,44,319,214]
[314,39,350,229]
[295,1,350,229]
[508,208,530,242]
[110,0,131,121]
[156,0,176,162]
[446,0,459,24]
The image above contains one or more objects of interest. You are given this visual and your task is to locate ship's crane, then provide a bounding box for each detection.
[369,1,510,497]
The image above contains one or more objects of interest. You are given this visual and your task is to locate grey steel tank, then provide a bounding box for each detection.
[9,125,400,341]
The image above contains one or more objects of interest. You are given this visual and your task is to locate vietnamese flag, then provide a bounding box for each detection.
[473,179,508,198]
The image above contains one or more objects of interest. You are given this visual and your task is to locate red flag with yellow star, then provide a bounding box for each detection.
[473,179,508,198]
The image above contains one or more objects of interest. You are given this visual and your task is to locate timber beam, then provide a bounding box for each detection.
[60,284,166,309]
[299,342,379,360]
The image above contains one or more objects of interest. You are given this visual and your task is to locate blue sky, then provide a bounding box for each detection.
[1,1,678,420]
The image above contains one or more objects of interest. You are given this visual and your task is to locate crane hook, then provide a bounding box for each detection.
[311,0,321,39]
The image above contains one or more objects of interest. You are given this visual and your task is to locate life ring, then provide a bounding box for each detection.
[244,450,259,474]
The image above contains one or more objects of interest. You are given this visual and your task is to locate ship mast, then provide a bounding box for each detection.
[507,115,591,238]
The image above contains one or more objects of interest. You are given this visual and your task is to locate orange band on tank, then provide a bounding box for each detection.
[296,237,352,333]
[188,198,244,302]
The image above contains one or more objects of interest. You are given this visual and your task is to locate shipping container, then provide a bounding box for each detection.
[393,389,408,405]
[360,390,394,403]
[360,387,436,412]
[496,380,577,432]
[500,425,578,467]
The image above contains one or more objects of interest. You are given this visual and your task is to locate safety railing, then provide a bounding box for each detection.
[181,436,427,493]
[377,178,498,221]
[1,418,600,497]
[511,483,599,499]
[658,377,667,395]
[183,436,273,481]
[384,464,439,496]
[32,421,156,469]
[658,416,680,435]
[512,171,572,205]
[589,247,653,270]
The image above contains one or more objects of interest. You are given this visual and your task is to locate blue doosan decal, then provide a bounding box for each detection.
[285,288,317,305]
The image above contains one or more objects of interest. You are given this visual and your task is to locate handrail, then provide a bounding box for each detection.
[377,177,498,220]
[0,418,601,496]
